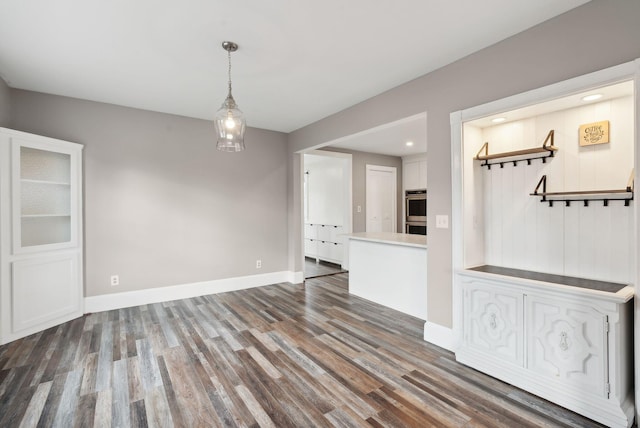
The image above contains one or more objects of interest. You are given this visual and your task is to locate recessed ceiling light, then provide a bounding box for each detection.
[405,141,414,147]
[582,94,603,102]
[491,117,506,123]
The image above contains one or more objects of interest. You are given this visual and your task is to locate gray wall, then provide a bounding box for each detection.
[0,76,10,127]
[10,90,289,297]
[288,0,640,328]
[321,148,403,233]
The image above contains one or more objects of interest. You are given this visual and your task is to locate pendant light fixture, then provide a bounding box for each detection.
[215,41,246,152]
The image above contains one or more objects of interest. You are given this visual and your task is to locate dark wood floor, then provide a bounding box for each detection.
[0,273,605,427]
[304,257,346,279]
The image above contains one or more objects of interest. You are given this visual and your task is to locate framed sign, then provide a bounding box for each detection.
[579,120,609,146]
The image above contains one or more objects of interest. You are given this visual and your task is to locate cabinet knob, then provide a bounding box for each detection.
[489,313,497,330]
[559,331,569,351]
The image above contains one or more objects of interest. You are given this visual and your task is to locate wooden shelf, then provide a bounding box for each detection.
[475,130,557,169]
[530,170,634,207]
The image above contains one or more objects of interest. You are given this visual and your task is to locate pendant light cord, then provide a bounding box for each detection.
[227,49,233,97]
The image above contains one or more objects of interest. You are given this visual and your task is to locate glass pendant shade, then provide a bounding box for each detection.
[215,94,246,152]
[215,40,246,152]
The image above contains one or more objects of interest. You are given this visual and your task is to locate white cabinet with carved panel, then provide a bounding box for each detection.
[527,295,608,397]
[0,128,84,345]
[456,267,634,428]
[462,280,523,366]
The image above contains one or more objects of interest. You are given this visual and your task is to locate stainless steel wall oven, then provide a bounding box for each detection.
[405,190,426,235]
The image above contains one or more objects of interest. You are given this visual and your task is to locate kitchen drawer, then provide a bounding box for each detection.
[304,239,317,257]
[318,241,342,263]
[304,224,317,240]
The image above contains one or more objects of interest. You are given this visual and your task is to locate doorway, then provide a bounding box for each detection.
[365,165,397,232]
[303,151,352,279]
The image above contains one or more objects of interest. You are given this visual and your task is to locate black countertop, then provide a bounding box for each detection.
[468,265,628,294]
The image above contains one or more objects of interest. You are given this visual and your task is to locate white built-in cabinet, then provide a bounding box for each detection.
[451,62,639,427]
[403,157,427,191]
[304,223,344,264]
[458,269,633,427]
[0,128,83,345]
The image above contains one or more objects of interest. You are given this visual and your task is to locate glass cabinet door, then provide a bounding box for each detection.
[12,140,79,253]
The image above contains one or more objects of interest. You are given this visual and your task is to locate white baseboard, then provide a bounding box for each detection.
[288,271,304,284]
[85,270,295,314]
[423,321,455,351]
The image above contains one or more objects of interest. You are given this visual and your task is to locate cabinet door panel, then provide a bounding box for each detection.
[418,160,427,188]
[404,162,420,190]
[463,279,524,366]
[526,295,607,396]
[12,138,81,254]
[11,253,82,334]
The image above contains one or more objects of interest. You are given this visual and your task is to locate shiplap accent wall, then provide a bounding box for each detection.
[464,95,634,283]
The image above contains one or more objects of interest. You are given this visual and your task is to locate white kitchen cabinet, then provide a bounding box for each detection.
[457,268,634,428]
[304,223,344,264]
[0,128,84,345]
[403,158,427,190]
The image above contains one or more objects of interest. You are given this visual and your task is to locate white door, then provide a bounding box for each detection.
[366,165,396,232]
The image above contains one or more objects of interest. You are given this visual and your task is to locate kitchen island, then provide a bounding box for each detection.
[344,232,427,320]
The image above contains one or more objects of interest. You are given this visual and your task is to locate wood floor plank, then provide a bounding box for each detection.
[144,386,174,428]
[92,390,112,428]
[162,347,220,427]
[72,392,96,428]
[51,369,83,427]
[35,371,67,428]
[130,399,148,428]
[111,358,130,428]
[0,383,36,427]
[18,381,51,428]
[0,273,608,428]
[234,384,275,428]
[94,321,113,392]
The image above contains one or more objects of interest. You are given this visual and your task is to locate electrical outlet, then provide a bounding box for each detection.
[357,205,362,213]
[110,275,119,286]
[256,260,262,269]
[436,215,449,229]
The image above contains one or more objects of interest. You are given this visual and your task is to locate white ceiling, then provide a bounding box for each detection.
[323,113,427,158]
[0,0,590,134]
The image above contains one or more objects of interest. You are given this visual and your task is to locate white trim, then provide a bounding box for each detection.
[85,271,294,313]
[288,270,304,284]
[633,58,640,425]
[423,321,455,351]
